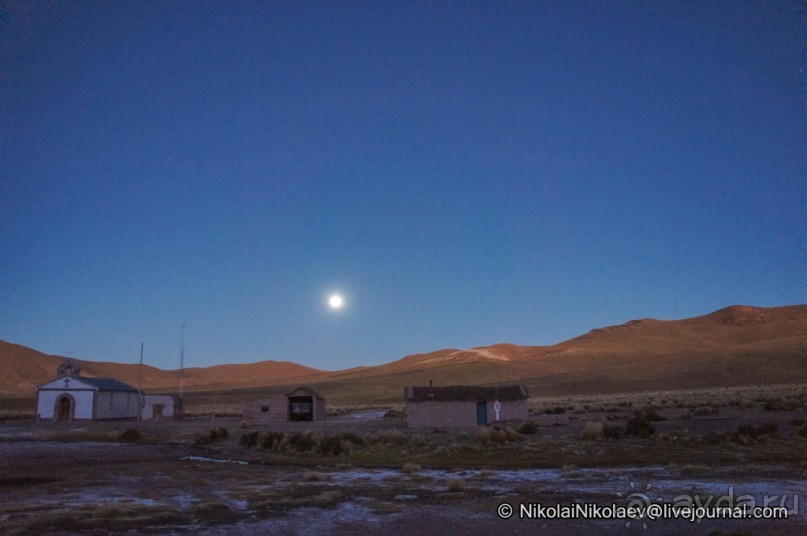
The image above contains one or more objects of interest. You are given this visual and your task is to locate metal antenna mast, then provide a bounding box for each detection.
[138,342,144,421]
[179,324,185,399]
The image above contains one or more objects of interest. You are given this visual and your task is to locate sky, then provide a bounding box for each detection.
[1,1,805,371]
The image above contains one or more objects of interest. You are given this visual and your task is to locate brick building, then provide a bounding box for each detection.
[403,384,529,428]
[243,387,326,424]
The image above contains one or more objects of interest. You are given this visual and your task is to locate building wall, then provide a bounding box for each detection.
[404,399,528,428]
[313,396,326,421]
[37,389,95,420]
[141,395,176,420]
[491,399,529,423]
[95,391,139,420]
[243,398,287,424]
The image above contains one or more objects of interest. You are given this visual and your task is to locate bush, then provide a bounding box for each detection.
[764,397,802,411]
[409,435,427,449]
[337,432,364,445]
[641,408,667,422]
[402,463,421,475]
[603,422,625,439]
[447,478,465,492]
[475,428,492,445]
[303,471,328,482]
[194,427,227,446]
[626,412,655,438]
[119,428,141,442]
[211,427,228,440]
[736,422,779,440]
[287,432,317,452]
[545,407,566,415]
[240,431,260,447]
[478,425,523,444]
[518,421,539,435]
[260,431,285,450]
[581,421,604,440]
[316,435,345,456]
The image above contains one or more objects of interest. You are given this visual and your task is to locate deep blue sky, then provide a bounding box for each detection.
[1,1,804,370]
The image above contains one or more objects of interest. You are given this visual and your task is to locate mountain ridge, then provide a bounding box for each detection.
[2,304,805,401]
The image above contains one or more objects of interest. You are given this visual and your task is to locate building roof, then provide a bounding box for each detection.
[404,384,529,403]
[286,386,325,400]
[75,377,139,392]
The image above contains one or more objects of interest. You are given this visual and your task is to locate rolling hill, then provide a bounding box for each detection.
[1,304,805,403]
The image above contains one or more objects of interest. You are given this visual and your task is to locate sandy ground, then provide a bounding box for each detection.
[0,411,805,535]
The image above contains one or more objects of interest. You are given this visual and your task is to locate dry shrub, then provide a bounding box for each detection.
[118,428,141,442]
[764,397,802,411]
[626,412,656,438]
[736,422,779,441]
[409,435,427,449]
[240,430,260,447]
[402,463,421,475]
[303,471,328,482]
[475,428,492,445]
[581,421,604,440]
[518,421,539,435]
[447,478,465,492]
[381,429,406,445]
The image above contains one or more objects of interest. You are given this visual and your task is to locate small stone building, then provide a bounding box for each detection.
[243,387,326,424]
[140,394,183,420]
[403,384,529,428]
[36,359,141,421]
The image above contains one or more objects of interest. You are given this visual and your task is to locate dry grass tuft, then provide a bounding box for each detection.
[402,463,421,475]
[447,478,465,492]
[303,471,329,482]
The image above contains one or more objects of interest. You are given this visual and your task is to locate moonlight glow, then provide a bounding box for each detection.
[328,295,344,309]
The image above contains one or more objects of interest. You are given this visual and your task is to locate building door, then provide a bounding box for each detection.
[476,401,487,425]
[56,396,73,422]
[152,404,165,419]
[289,396,313,421]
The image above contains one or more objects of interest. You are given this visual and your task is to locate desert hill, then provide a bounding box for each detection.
[1,304,805,402]
[0,340,324,398]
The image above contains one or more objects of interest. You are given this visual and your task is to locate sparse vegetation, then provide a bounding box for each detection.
[764,397,802,411]
[736,422,779,441]
[474,425,522,445]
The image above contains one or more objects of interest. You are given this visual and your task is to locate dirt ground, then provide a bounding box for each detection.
[1,408,805,535]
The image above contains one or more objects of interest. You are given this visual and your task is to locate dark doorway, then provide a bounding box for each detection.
[289,396,313,421]
[56,396,73,422]
[476,401,487,425]
[152,404,165,419]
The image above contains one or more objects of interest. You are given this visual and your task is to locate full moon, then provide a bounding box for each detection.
[328,294,344,309]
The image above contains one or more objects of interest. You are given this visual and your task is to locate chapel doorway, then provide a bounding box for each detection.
[56,395,73,422]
